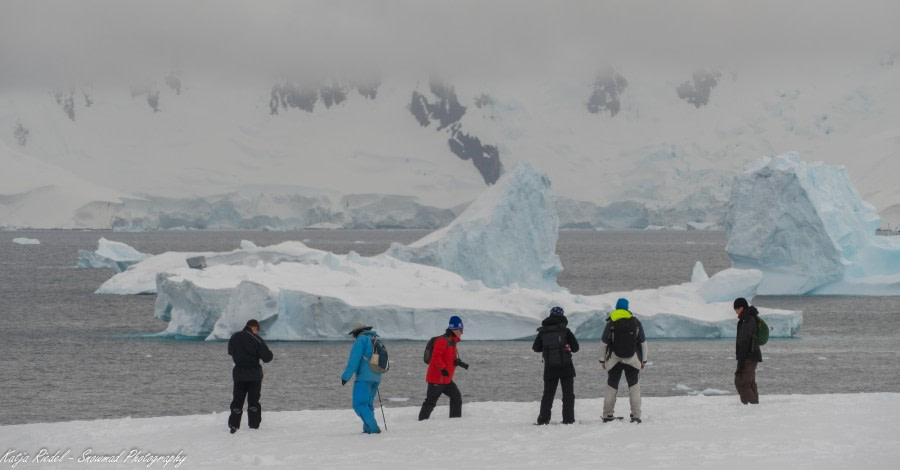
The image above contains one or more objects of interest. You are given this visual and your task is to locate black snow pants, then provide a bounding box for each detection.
[229,380,262,429]
[537,376,575,424]
[418,381,462,420]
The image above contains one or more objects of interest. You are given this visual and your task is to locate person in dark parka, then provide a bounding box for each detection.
[734,297,762,404]
[532,306,580,425]
[227,319,274,433]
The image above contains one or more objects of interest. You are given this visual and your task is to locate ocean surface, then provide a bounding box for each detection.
[1,229,898,425]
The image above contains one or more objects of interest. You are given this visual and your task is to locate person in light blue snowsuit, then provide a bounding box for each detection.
[341,321,383,434]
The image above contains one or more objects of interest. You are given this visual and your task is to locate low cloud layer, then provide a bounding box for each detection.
[1,0,898,85]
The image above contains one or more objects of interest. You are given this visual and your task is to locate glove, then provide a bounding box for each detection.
[440,369,449,377]
[454,358,470,370]
[341,379,347,386]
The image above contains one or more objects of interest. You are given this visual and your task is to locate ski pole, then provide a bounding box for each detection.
[376,388,388,431]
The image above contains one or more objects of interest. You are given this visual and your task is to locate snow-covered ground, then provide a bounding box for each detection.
[2,394,897,469]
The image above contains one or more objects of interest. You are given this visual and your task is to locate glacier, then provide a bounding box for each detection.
[125,164,800,340]
[77,237,151,273]
[385,163,562,290]
[726,153,900,295]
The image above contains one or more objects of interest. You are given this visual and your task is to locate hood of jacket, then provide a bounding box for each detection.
[739,305,759,321]
[538,314,568,331]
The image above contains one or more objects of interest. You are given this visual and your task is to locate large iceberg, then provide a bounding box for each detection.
[77,238,152,273]
[140,164,798,340]
[726,154,900,295]
[103,162,801,339]
[385,163,562,291]
[152,240,800,340]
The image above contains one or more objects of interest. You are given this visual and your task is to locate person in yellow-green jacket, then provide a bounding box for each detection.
[599,298,648,423]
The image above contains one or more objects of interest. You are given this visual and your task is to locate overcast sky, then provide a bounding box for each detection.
[1,0,898,85]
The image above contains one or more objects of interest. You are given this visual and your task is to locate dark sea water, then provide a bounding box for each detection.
[1,230,898,425]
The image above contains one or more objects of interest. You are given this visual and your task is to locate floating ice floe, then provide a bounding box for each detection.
[77,237,152,273]
[151,240,800,340]
[727,153,900,295]
[12,237,40,245]
[95,241,320,295]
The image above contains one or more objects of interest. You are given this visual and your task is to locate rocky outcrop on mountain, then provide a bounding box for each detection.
[587,67,628,116]
[269,79,379,115]
[676,70,721,108]
[409,79,503,185]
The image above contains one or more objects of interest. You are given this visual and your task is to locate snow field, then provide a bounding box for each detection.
[2,394,897,469]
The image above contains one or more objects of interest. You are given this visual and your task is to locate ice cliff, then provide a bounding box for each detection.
[726,154,900,295]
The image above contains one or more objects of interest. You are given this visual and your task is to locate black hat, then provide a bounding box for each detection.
[733,297,749,309]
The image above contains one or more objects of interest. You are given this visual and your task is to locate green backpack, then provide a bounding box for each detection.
[754,316,771,346]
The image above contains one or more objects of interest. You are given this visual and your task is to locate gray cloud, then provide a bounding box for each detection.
[1,0,898,86]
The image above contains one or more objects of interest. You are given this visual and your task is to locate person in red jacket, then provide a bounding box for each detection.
[418,315,468,420]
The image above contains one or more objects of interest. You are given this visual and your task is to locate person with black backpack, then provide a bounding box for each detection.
[733,297,762,404]
[418,315,468,420]
[600,298,648,423]
[341,321,384,434]
[532,306,580,425]
[227,319,274,434]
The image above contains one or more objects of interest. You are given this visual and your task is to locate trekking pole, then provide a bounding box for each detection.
[376,388,388,431]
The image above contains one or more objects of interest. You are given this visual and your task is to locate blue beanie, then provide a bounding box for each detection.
[550,306,565,316]
[615,298,629,311]
[448,315,464,330]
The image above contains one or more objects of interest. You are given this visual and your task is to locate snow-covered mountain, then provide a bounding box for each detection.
[2,3,899,229]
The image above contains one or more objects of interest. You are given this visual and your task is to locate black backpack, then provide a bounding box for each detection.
[367,336,390,374]
[540,329,572,368]
[424,334,452,364]
[610,317,638,358]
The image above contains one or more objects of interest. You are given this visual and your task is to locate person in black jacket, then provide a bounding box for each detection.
[227,319,274,433]
[532,306,580,425]
[733,297,762,404]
